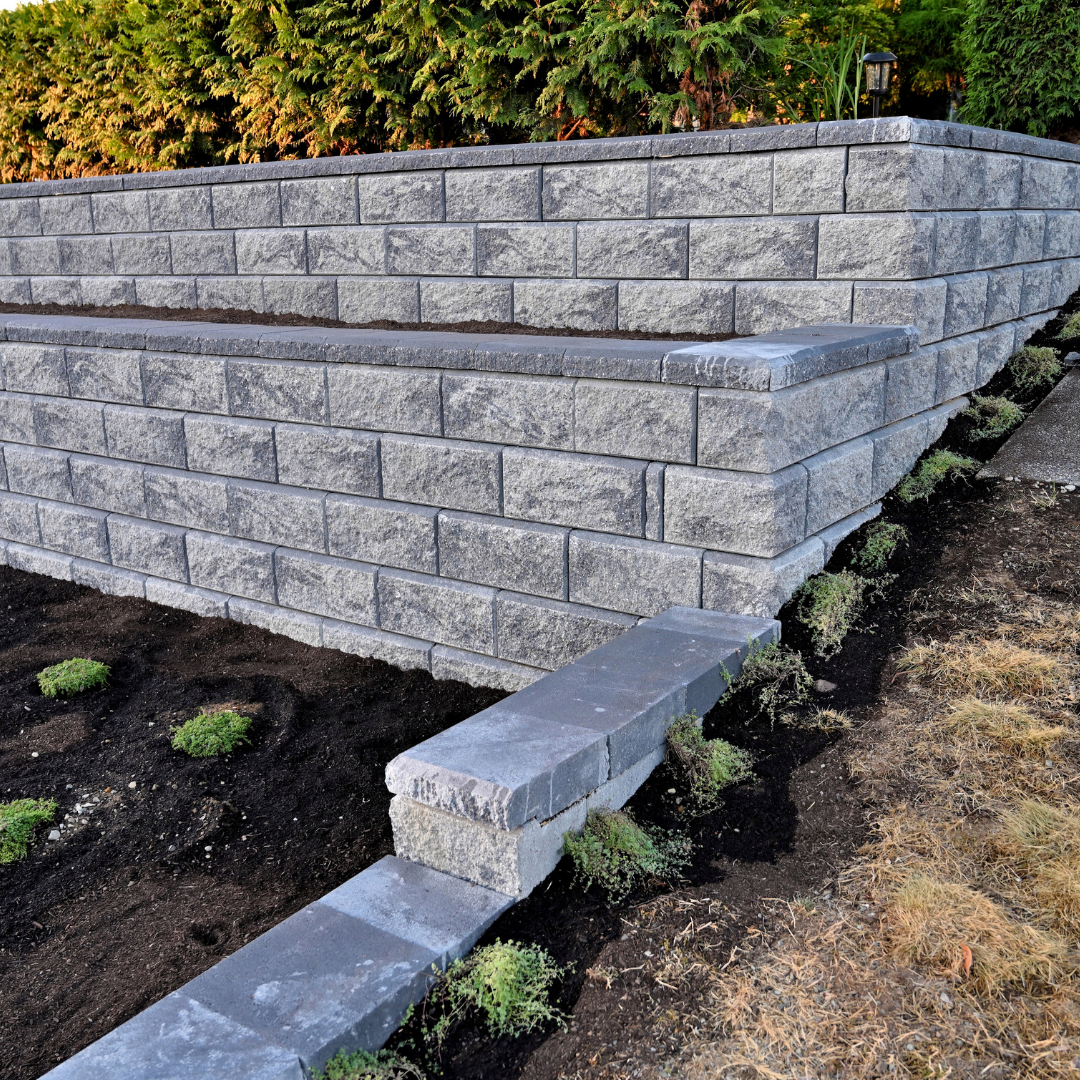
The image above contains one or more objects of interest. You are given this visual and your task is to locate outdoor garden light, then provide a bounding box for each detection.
[862,51,897,119]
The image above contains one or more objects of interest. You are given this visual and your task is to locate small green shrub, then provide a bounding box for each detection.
[852,521,908,576]
[36,658,109,697]
[313,1049,423,1080]
[170,709,252,758]
[563,807,692,901]
[896,450,979,503]
[724,640,813,727]
[963,395,1025,442]
[1008,346,1062,395]
[1056,311,1080,341]
[666,715,753,814]
[0,798,57,863]
[794,570,868,658]
[430,940,566,1046]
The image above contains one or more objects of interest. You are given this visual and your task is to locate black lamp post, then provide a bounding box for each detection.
[862,51,897,119]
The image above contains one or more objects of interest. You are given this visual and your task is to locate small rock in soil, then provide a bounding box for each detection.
[814,679,838,693]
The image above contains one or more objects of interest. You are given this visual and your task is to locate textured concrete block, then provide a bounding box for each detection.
[1014,212,1046,265]
[378,568,495,653]
[935,335,980,403]
[72,558,146,599]
[327,363,440,436]
[541,162,648,220]
[984,266,1024,325]
[1020,157,1077,209]
[58,235,115,275]
[870,414,929,500]
[702,536,825,618]
[1020,262,1054,316]
[691,217,816,280]
[39,501,109,561]
[234,229,306,275]
[1051,258,1080,307]
[306,227,385,274]
[145,577,230,619]
[818,213,936,278]
[10,237,60,275]
[568,531,701,617]
[884,348,938,423]
[438,510,566,599]
[358,173,443,224]
[281,177,357,226]
[976,324,1016,385]
[445,167,540,222]
[4,444,72,501]
[186,530,276,601]
[227,480,326,551]
[211,182,281,229]
[0,278,31,304]
[104,405,186,468]
[944,272,989,337]
[476,224,573,278]
[5,541,73,580]
[227,358,327,424]
[0,491,41,544]
[148,186,213,232]
[141,353,228,413]
[734,281,853,335]
[2,343,69,396]
[0,198,40,237]
[70,455,146,516]
[1042,210,1080,260]
[651,155,772,218]
[430,647,542,692]
[618,280,735,335]
[337,277,420,323]
[381,434,502,515]
[326,494,438,574]
[503,447,645,536]
[803,437,874,535]
[772,146,847,214]
[40,195,93,235]
[184,415,277,481]
[574,379,695,463]
[196,276,264,313]
[33,398,106,455]
[274,423,379,497]
[645,461,664,541]
[933,212,980,275]
[170,231,237,276]
[274,547,377,624]
[107,514,188,580]
[945,149,1022,210]
[387,226,474,276]
[234,593,325,645]
[90,191,150,233]
[322,620,433,671]
[30,277,82,306]
[442,371,572,450]
[145,466,230,532]
[664,463,809,558]
[2,393,49,445]
[852,278,948,344]
[495,591,635,669]
[81,277,137,307]
[513,279,617,331]
[420,280,512,323]
[976,210,1018,269]
[262,276,337,320]
[845,144,944,211]
[577,222,688,279]
[111,234,172,275]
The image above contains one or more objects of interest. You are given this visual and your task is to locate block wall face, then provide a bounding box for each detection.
[0,119,1077,344]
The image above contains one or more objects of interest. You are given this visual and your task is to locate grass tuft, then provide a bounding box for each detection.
[171,708,253,757]
[1009,345,1062,394]
[666,715,753,814]
[963,394,1024,441]
[0,798,58,863]
[851,521,907,576]
[896,450,979,502]
[725,640,813,726]
[944,696,1068,753]
[794,570,867,657]
[898,638,1073,699]
[1057,310,1080,341]
[564,807,692,901]
[37,658,109,698]
[313,1049,423,1080]
[781,707,853,732]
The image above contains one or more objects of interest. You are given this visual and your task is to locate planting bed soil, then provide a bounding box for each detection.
[0,302,731,342]
[0,576,503,1080]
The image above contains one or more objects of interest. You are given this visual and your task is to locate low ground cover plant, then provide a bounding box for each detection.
[564,807,692,901]
[666,715,753,814]
[897,449,979,502]
[724,640,813,726]
[37,657,109,697]
[1008,345,1062,395]
[793,570,868,658]
[1057,310,1080,341]
[314,1048,423,1080]
[170,708,252,757]
[851,521,907,576]
[963,395,1024,441]
[428,940,566,1046]
[0,798,57,863]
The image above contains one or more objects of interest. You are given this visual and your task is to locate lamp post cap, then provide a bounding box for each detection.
[861,51,898,63]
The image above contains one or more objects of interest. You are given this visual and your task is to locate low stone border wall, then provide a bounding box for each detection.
[41,604,777,1079]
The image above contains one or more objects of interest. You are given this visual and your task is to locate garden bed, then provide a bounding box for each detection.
[0,576,503,1080]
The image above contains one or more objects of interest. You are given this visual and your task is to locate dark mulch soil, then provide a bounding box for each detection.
[0,579,503,1080]
[0,302,730,343]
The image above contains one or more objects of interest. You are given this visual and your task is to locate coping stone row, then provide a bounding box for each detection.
[3,119,1080,200]
[0,314,916,389]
